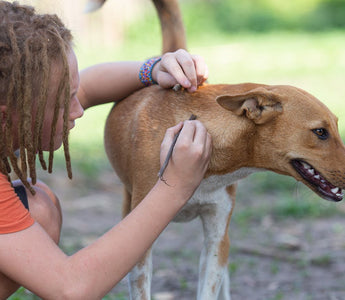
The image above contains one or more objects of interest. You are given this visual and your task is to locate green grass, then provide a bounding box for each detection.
[8,287,40,300]
[9,287,127,300]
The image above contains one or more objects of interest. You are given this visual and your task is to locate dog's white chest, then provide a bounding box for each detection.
[174,168,261,222]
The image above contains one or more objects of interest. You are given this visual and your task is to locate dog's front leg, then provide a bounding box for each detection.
[127,248,152,300]
[197,187,235,300]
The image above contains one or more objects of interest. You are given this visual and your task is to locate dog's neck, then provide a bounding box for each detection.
[171,84,276,177]
[190,103,260,176]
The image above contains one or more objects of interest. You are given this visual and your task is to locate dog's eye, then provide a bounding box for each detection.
[312,128,329,140]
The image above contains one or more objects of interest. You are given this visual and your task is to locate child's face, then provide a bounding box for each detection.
[40,49,84,151]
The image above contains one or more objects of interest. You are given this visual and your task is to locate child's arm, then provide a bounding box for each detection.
[0,120,211,299]
[78,49,208,110]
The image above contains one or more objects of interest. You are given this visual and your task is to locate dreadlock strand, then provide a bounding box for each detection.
[61,50,72,179]
[15,38,28,181]
[3,27,16,177]
[0,112,9,175]
[31,41,44,153]
[0,93,7,175]
[23,39,39,184]
[5,23,28,186]
[38,150,47,170]
[47,80,61,173]
[2,158,11,174]
[48,31,70,174]
[0,105,11,174]
[35,41,50,171]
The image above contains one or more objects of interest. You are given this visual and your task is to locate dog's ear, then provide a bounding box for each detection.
[216,87,283,124]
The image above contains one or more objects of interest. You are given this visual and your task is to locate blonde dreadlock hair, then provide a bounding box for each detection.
[0,1,73,194]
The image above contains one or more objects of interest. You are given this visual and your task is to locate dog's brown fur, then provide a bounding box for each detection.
[96,0,345,298]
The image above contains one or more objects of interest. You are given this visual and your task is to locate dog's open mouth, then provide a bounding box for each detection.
[291,160,343,202]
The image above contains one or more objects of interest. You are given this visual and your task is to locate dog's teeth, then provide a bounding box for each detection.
[314,175,320,180]
[302,162,310,169]
[331,187,340,194]
[308,169,315,175]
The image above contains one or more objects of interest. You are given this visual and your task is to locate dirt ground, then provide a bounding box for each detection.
[40,168,345,300]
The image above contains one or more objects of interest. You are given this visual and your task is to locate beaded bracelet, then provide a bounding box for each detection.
[139,57,162,86]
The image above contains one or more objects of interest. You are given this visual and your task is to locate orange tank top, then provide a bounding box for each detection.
[0,173,34,234]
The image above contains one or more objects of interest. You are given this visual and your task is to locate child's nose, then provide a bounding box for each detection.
[70,97,84,120]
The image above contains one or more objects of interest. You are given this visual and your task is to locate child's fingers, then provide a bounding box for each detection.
[192,55,208,86]
[191,120,208,146]
[206,132,212,157]
[161,119,211,171]
[157,49,208,92]
[188,120,212,167]
[160,53,191,88]
[174,50,198,91]
[176,121,211,164]
[161,122,183,149]
[160,122,183,161]
[176,120,197,146]
[203,132,212,170]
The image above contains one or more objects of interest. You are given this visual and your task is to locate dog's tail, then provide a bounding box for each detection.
[152,0,187,53]
[85,0,187,53]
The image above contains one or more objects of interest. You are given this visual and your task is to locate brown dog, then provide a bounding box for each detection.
[90,0,345,299]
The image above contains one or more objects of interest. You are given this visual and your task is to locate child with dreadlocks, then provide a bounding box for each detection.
[0,1,211,298]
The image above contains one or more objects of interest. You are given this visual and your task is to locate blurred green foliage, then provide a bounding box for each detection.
[123,0,345,41]
[305,0,345,30]
[179,0,345,33]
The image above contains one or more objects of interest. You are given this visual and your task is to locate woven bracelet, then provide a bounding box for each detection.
[139,57,162,86]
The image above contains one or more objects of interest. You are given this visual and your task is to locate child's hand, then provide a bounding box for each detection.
[152,49,208,93]
[160,120,212,199]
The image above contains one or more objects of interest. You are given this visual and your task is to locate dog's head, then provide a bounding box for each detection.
[216,85,345,202]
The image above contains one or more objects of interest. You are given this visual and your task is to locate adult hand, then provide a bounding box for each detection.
[159,120,212,199]
[152,49,209,93]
